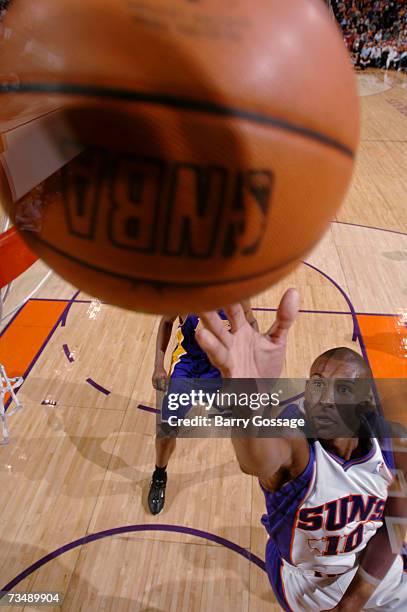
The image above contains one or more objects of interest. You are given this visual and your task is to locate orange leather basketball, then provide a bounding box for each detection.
[0,0,359,314]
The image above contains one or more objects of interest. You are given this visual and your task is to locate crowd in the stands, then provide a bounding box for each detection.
[332,0,407,71]
[0,1,9,16]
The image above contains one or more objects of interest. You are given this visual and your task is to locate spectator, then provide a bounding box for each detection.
[370,42,382,67]
[386,42,400,70]
[400,46,407,71]
[359,42,373,69]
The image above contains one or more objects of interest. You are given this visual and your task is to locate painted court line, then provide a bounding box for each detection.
[63,344,75,363]
[0,293,80,411]
[252,307,403,317]
[30,300,405,319]
[301,261,376,384]
[334,220,407,237]
[60,290,81,327]
[86,378,111,396]
[137,404,160,415]
[31,298,100,303]
[1,302,68,410]
[302,260,359,342]
[0,524,266,594]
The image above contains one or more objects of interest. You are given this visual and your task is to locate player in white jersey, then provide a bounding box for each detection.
[196,290,406,611]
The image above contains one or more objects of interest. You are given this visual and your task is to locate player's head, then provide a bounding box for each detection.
[304,347,373,440]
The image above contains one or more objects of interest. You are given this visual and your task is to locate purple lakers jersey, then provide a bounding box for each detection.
[170,311,229,378]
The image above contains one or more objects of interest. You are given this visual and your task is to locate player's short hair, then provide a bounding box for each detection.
[312,347,372,377]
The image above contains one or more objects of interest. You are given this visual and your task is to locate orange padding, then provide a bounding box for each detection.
[0,227,37,288]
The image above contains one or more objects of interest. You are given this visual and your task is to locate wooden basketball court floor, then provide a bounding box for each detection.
[0,69,406,611]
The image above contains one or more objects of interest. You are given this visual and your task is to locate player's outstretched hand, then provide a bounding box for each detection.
[196,289,299,379]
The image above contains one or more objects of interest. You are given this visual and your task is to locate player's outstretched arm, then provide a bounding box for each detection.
[152,314,176,391]
[196,289,300,480]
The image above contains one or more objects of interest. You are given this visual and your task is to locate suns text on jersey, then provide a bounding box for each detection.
[297,494,386,556]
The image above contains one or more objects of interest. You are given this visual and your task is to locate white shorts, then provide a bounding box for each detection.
[275,555,407,611]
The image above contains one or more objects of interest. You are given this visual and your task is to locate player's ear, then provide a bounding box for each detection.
[355,395,381,436]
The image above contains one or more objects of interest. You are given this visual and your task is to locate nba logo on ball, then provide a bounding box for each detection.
[0,0,359,313]
[62,149,273,258]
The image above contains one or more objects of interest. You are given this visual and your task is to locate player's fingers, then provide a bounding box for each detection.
[199,311,232,348]
[224,303,246,333]
[266,289,300,343]
[196,326,230,372]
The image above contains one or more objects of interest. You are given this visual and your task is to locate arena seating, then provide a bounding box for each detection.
[332,1,407,71]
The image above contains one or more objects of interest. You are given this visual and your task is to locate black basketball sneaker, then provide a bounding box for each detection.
[148,472,167,515]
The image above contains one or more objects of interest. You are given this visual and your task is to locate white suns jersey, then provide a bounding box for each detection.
[262,438,394,575]
[292,439,393,573]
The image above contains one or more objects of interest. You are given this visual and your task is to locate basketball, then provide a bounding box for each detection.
[0,0,359,314]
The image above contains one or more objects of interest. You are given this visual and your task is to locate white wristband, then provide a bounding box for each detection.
[358,566,382,587]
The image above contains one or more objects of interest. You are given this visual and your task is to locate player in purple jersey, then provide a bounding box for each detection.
[148,301,258,515]
[197,290,406,611]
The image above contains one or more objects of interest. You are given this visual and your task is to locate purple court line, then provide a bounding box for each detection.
[60,290,81,327]
[62,344,75,363]
[86,378,111,396]
[31,298,102,304]
[254,307,346,315]
[138,403,160,414]
[333,220,407,237]
[30,301,403,318]
[4,291,80,412]
[302,261,358,342]
[0,524,266,594]
[352,312,403,318]
[252,307,403,317]
[301,261,373,373]
[352,324,372,382]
